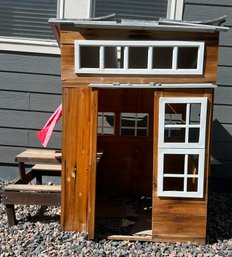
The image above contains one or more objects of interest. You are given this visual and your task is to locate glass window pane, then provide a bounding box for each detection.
[95,0,168,21]
[163,177,184,191]
[153,47,173,69]
[104,47,119,68]
[121,129,135,136]
[98,112,115,136]
[137,113,148,128]
[188,128,200,143]
[164,128,185,142]
[188,155,199,175]
[137,129,148,136]
[129,47,148,69]
[165,104,186,125]
[121,113,136,127]
[190,103,201,124]
[177,47,198,69]
[163,154,185,174]
[80,46,99,68]
[187,178,198,192]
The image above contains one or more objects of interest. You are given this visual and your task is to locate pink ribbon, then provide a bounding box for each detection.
[37,104,62,147]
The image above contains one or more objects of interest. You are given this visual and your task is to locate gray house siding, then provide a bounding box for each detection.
[184,0,232,178]
[0,51,61,180]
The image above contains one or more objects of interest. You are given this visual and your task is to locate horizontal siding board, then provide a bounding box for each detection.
[183,4,232,26]
[0,71,61,94]
[213,105,232,124]
[185,0,232,7]
[0,109,61,131]
[30,93,62,112]
[0,165,20,181]
[28,130,61,149]
[219,29,232,47]
[0,52,61,75]
[217,66,232,86]
[214,86,232,105]
[0,146,27,164]
[0,91,29,110]
[0,128,28,146]
[218,47,232,66]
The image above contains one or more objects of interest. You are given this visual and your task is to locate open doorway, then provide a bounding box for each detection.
[95,88,154,239]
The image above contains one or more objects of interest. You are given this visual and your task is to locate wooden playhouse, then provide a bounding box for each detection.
[49,17,227,243]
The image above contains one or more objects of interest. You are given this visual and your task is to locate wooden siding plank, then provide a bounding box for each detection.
[29,93,62,112]
[0,91,29,110]
[0,110,61,130]
[0,71,61,94]
[61,39,219,85]
[0,52,61,75]
[0,128,28,146]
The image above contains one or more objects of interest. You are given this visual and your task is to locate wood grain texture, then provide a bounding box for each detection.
[59,29,219,85]
[61,86,93,232]
[151,89,214,243]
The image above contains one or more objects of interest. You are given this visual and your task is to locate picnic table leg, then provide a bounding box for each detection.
[6,204,17,226]
[36,175,42,185]
[18,162,26,182]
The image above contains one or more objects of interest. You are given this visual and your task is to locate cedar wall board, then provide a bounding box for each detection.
[152,89,214,243]
[61,87,97,232]
[59,26,219,86]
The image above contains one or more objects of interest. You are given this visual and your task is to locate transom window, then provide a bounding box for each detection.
[157,97,207,198]
[97,112,115,136]
[120,113,149,136]
[75,40,204,75]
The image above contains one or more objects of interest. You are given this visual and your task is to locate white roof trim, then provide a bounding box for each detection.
[89,83,216,89]
[49,18,229,32]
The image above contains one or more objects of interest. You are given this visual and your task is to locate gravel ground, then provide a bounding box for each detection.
[1,180,232,257]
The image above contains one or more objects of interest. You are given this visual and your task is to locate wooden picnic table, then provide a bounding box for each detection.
[2,148,103,226]
[15,149,61,183]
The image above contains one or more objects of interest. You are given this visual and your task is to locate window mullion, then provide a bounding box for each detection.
[172,46,178,71]
[124,46,129,70]
[183,154,188,193]
[185,103,190,143]
[99,46,105,69]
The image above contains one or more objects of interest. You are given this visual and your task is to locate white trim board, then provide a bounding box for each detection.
[0,37,60,55]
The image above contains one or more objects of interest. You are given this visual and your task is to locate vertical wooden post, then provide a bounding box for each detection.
[88,89,98,239]
[61,86,95,232]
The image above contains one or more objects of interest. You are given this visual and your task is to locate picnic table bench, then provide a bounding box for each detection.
[1,148,103,226]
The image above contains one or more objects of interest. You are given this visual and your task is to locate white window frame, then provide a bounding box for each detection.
[157,97,208,198]
[97,112,115,136]
[120,112,149,137]
[157,148,205,198]
[75,40,204,75]
[158,97,207,149]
